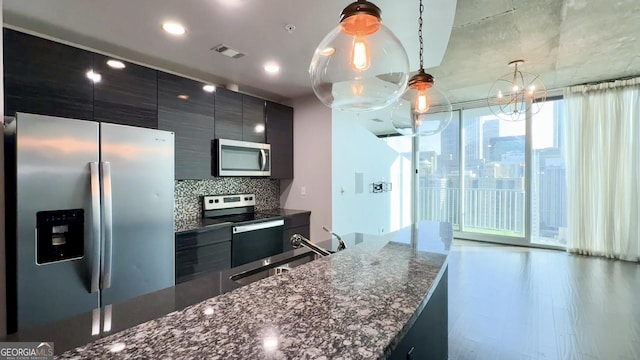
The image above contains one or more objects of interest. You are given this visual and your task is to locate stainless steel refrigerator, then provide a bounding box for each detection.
[5,112,175,333]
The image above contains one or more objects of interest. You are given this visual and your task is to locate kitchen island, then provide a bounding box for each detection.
[7,221,451,359]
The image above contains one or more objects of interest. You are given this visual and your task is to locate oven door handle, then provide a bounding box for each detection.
[233,219,284,234]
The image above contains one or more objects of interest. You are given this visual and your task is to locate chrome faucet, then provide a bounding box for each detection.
[322,226,346,251]
[290,226,346,257]
[290,234,332,257]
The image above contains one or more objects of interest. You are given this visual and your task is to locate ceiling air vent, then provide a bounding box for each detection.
[212,44,246,59]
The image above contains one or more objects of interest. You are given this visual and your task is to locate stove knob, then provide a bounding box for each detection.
[214,199,219,203]
[244,197,249,201]
[208,199,213,204]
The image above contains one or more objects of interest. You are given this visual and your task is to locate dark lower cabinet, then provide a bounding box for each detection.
[389,268,448,360]
[4,28,94,120]
[283,212,311,252]
[157,72,215,179]
[93,54,158,128]
[266,101,294,179]
[175,226,232,284]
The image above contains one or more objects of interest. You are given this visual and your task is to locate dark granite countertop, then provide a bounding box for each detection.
[6,221,450,359]
[174,208,309,234]
[258,208,311,217]
[174,218,233,234]
[5,246,326,353]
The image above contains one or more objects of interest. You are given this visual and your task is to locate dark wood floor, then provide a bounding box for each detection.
[448,240,640,359]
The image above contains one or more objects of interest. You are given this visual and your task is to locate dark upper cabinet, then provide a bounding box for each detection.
[266,101,294,179]
[3,29,295,180]
[93,54,158,128]
[242,95,266,143]
[3,28,94,120]
[157,72,215,180]
[214,88,266,143]
[214,87,243,141]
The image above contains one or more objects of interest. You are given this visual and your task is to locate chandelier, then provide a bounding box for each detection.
[487,60,547,121]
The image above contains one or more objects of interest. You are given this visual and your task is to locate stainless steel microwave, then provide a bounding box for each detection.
[213,139,271,177]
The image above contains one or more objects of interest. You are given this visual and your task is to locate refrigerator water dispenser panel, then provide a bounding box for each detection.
[36,209,84,264]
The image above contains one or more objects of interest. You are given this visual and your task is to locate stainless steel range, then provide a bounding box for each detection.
[202,194,284,267]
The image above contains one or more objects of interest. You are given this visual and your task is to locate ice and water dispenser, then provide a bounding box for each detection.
[36,209,85,264]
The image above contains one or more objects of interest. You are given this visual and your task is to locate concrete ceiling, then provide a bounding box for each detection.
[354,0,640,134]
[4,0,640,135]
[433,0,640,105]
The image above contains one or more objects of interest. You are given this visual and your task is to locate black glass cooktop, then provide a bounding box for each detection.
[202,212,281,226]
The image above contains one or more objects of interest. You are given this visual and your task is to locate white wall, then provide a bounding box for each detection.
[280,95,332,242]
[1,0,7,336]
[331,112,408,236]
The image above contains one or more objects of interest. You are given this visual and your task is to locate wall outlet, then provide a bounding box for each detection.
[300,186,306,196]
[379,227,384,234]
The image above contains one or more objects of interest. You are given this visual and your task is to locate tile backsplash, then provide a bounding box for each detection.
[174,178,280,221]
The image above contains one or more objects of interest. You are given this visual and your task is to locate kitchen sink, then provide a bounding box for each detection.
[230,251,320,286]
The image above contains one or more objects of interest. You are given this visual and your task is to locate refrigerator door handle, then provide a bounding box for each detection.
[101,161,114,290]
[90,162,101,293]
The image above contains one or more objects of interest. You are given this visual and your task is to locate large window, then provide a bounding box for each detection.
[461,107,526,238]
[382,99,566,248]
[531,100,567,246]
[381,112,461,230]
[420,113,461,230]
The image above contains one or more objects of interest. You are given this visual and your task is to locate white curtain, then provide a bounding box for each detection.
[564,78,640,261]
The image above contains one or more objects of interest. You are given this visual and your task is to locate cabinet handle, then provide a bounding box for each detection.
[407,346,415,360]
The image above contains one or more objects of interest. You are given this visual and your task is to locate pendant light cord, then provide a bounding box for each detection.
[418,0,424,70]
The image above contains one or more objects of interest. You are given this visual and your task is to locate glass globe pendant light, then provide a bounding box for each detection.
[391,0,452,136]
[309,0,409,112]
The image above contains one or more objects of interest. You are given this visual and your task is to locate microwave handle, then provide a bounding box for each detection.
[259,149,267,171]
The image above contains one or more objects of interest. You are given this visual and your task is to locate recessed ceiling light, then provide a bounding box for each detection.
[86,70,102,83]
[162,22,186,35]
[202,84,216,93]
[106,60,126,69]
[177,94,189,100]
[264,63,280,74]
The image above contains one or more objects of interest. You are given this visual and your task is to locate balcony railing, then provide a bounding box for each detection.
[420,186,525,235]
